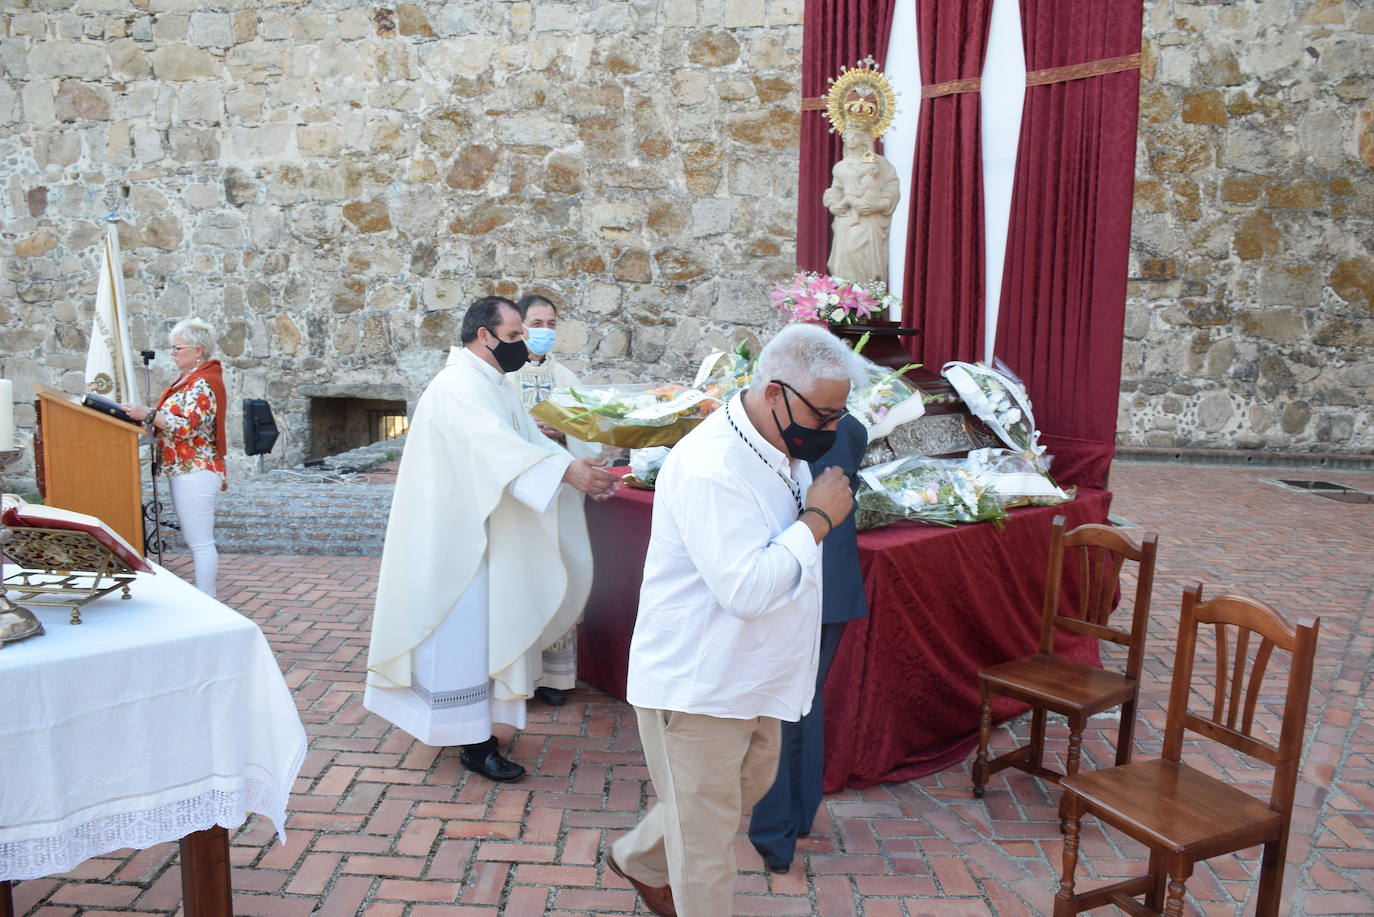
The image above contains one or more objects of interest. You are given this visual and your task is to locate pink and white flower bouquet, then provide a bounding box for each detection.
[771,272,898,326]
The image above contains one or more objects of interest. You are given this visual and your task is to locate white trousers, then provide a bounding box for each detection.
[169,469,219,598]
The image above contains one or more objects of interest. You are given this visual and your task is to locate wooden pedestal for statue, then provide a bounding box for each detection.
[33,385,144,551]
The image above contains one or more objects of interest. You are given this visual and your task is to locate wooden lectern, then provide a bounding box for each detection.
[33,385,144,551]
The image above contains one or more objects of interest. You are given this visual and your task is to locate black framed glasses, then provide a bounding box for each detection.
[773,379,848,428]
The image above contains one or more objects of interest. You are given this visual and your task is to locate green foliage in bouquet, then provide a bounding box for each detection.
[854,456,1009,530]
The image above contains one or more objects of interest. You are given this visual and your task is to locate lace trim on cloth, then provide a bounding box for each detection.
[411,677,490,709]
[0,764,299,882]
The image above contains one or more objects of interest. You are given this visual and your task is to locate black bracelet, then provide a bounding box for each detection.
[801,505,834,534]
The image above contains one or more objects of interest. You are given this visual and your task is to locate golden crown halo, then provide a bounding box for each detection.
[825,56,897,139]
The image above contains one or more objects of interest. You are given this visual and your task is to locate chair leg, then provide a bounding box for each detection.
[1115,696,1138,767]
[1029,705,1048,771]
[972,687,993,798]
[1065,716,1085,777]
[1054,798,1083,916]
[1144,850,1166,910]
[1254,839,1286,917]
[1162,860,1194,917]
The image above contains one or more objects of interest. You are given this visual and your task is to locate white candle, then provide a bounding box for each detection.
[0,378,13,451]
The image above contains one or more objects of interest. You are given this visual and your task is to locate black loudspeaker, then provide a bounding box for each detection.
[242,398,279,456]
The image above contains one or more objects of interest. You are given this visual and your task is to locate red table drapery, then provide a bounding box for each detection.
[576,478,1113,790]
[902,0,995,367]
[993,0,1145,490]
[796,0,898,274]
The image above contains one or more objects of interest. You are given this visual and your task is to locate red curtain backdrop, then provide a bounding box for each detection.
[797,0,898,274]
[993,0,1145,489]
[902,0,994,367]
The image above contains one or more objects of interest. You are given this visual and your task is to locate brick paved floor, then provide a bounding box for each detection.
[10,462,1373,916]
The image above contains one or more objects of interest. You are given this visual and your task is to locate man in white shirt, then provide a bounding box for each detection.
[608,323,864,917]
[365,296,618,783]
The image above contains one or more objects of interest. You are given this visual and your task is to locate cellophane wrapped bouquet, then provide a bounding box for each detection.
[531,343,758,449]
[853,455,1009,530]
[529,383,715,448]
[846,334,925,442]
[940,360,1069,505]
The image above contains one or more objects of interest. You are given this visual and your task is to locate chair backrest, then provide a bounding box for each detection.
[1039,515,1159,683]
[1163,583,1321,816]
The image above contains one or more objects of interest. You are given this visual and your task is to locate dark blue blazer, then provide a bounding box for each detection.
[810,414,869,624]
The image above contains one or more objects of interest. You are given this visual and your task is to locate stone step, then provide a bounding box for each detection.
[144,478,396,557]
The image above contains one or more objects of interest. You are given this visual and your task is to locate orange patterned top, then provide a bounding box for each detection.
[157,377,226,482]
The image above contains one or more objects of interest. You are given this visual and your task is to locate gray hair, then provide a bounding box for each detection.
[754,323,865,391]
[170,317,215,356]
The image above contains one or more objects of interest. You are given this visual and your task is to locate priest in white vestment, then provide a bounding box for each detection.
[514,293,600,706]
[366,296,618,782]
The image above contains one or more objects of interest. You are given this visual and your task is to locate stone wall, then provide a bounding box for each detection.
[4,0,1372,494]
[1,0,804,483]
[1125,0,1374,453]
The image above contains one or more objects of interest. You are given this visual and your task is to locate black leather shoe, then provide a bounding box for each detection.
[459,746,526,782]
[534,686,567,706]
[764,861,791,875]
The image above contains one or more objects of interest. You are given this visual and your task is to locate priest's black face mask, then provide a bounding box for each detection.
[485,331,529,373]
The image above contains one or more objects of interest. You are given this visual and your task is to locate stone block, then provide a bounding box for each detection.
[178,82,224,123]
[14,232,58,259]
[588,203,639,240]
[690,198,732,236]
[193,212,244,248]
[444,145,500,190]
[1233,209,1281,260]
[724,0,766,28]
[190,12,234,48]
[343,199,392,234]
[151,44,218,81]
[28,41,109,79]
[227,123,297,163]
[769,0,804,26]
[1330,257,1373,311]
[435,2,481,35]
[1180,90,1226,125]
[52,79,107,121]
[687,30,741,67]
[613,248,652,283]
[497,115,572,148]
[171,127,220,161]
[397,3,434,37]
[449,201,513,236]
[109,38,152,80]
[1195,390,1234,433]
[725,107,797,148]
[588,4,633,33]
[534,2,579,32]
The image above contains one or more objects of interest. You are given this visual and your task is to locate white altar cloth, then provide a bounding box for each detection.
[0,565,306,881]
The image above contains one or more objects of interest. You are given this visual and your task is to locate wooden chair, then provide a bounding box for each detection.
[972,515,1158,797]
[1054,584,1320,917]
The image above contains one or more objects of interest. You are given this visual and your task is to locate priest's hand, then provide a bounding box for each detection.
[564,458,618,502]
[536,419,567,444]
[801,466,853,542]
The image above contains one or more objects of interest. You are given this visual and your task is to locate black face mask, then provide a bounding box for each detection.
[773,388,837,463]
[486,336,529,373]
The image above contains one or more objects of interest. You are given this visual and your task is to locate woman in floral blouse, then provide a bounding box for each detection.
[122,318,227,597]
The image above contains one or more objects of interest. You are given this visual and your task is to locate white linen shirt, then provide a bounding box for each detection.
[625,393,823,721]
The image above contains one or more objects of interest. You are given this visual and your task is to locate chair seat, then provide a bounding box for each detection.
[1060,758,1284,857]
[979,653,1134,715]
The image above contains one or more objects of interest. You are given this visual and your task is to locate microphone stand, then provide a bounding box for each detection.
[139,349,168,563]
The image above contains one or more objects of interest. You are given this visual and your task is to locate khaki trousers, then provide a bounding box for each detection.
[612,707,782,917]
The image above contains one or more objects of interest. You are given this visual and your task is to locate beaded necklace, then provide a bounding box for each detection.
[725,398,803,512]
